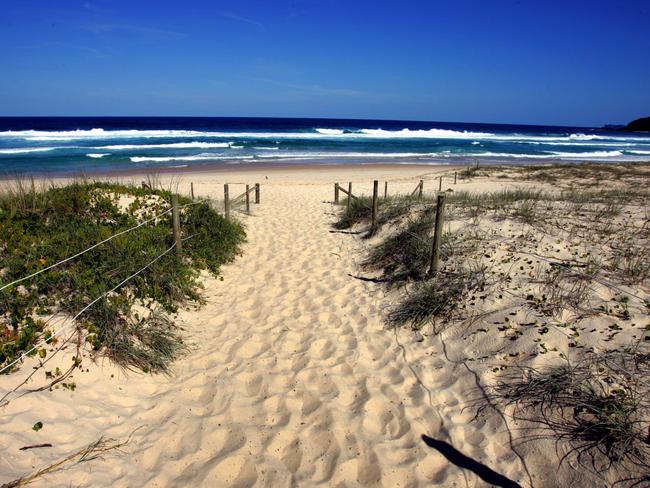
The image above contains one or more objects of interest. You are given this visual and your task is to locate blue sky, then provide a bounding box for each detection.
[1,0,648,126]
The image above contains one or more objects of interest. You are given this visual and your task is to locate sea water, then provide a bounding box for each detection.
[1,116,649,175]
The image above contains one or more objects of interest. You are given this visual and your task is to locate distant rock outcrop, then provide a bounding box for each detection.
[601,124,625,131]
[624,116,650,132]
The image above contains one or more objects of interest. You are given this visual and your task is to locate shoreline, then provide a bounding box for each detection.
[0,160,465,181]
[1,157,648,182]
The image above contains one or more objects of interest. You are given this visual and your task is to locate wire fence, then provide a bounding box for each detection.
[0,242,181,375]
[332,178,649,305]
[0,182,261,376]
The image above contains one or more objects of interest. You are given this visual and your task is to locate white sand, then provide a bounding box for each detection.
[1,164,619,487]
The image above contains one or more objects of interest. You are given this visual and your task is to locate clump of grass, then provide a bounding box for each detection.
[0,181,245,374]
[447,188,548,220]
[334,194,426,231]
[363,207,436,283]
[103,307,185,374]
[535,264,594,317]
[518,162,650,184]
[459,166,480,179]
[490,349,650,477]
[334,195,373,229]
[388,265,488,331]
[610,245,650,285]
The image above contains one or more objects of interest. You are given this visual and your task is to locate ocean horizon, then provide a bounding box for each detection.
[1,116,649,176]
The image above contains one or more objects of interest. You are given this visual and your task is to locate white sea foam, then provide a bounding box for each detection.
[0,128,206,141]
[2,127,649,144]
[96,141,233,150]
[358,128,494,138]
[130,154,255,163]
[510,140,646,148]
[549,150,624,158]
[254,151,448,159]
[0,147,59,154]
[86,153,110,158]
[460,150,626,159]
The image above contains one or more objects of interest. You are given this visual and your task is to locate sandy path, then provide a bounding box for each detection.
[1,169,530,487]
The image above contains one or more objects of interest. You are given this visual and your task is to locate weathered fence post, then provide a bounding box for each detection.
[334,183,340,204]
[371,180,379,230]
[428,193,446,275]
[190,182,195,200]
[454,171,457,185]
[245,184,251,214]
[418,179,424,199]
[255,183,260,204]
[347,182,352,214]
[171,194,182,257]
[438,176,442,191]
[224,184,230,220]
[384,181,388,200]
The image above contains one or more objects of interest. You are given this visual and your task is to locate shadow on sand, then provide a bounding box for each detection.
[421,434,522,488]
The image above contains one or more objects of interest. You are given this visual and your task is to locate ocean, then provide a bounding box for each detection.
[1,116,649,175]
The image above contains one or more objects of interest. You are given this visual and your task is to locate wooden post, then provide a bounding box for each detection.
[371,180,379,230]
[171,195,182,257]
[428,194,446,275]
[224,184,230,220]
[438,176,442,191]
[347,182,352,214]
[255,183,260,204]
[334,183,340,204]
[190,182,195,200]
[454,171,457,185]
[418,180,424,199]
[245,184,251,214]
[384,181,388,200]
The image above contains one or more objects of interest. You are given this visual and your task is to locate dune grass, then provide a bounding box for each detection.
[334,194,426,232]
[335,165,650,482]
[0,180,245,374]
[490,349,650,476]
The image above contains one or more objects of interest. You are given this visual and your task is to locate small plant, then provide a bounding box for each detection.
[489,349,650,479]
[333,194,428,231]
[363,207,436,283]
[388,265,488,332]
[0,182,245,374]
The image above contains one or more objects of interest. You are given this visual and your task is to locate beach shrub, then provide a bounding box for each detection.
[490,349,650,477]
[388,265,487,331]
[0,181,245,374]
[334,193,430,231]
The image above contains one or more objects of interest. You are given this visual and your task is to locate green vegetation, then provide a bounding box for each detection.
[334,166,650,482]
[387,266,487,331]
[0,180,245,374]
[363,207,436,283]
[335,192,486,330]
[334,194,423,232]
[491,349,650,475]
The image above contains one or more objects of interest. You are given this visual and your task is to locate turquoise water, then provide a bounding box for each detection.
[1,117,649,175]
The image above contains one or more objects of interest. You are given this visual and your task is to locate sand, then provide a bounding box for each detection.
[2,163,640,487]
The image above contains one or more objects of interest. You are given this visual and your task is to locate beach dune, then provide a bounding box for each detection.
[1,165,612,487]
